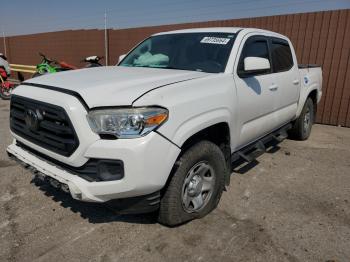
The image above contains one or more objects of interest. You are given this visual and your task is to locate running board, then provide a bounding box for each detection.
[231,124,292,164]
[272,128,288,142]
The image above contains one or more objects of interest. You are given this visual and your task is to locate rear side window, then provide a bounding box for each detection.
[238,36,270,74]
[271,39,293,72]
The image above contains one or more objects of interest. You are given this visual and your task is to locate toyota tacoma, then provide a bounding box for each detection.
[7,28,322,226]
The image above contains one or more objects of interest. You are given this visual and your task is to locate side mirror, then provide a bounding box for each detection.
[242,57,270,76]
[118,54,126,63]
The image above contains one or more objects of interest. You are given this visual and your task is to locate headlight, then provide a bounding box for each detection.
[87,107,168,138]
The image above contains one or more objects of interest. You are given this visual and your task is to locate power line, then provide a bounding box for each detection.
[4,0,248,27]
[6,0,337,35]
[7,0,263,29]
[103,0,263,20]
[108,0,333,26]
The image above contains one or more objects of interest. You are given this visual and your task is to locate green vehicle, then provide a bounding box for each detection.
[33,53,103,77]
[33,53,77,77]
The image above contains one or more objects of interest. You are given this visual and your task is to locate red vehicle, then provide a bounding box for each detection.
[0,67,16,100]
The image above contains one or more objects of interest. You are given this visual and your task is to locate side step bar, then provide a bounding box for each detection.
[231,123,292,164]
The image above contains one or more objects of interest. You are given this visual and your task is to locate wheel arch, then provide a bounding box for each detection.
[308,89,318,119]
[296,87,319,119]
[180,122,231,160]
[161,121,231,194]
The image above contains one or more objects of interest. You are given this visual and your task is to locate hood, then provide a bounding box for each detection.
[25,66,208,108]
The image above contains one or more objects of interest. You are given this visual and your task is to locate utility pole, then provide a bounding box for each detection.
[104,10,108,66]
[2,28,6,56]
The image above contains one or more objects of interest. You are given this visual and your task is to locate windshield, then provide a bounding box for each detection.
[119,32,236,73]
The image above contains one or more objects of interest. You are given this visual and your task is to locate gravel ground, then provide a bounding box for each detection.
[0,98,349,262]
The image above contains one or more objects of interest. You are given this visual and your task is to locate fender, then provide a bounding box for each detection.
[133,74,237,150]
[295,66,322,118]
[160,108,232,148]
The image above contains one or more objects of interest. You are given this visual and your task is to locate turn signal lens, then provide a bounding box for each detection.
[145,113,168,126]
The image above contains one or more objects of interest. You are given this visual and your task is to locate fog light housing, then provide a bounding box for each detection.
[97,160,124,181]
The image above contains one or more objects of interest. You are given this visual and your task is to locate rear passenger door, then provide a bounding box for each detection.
[269,37,300,125]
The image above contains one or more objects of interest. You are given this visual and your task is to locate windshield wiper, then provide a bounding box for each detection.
[133,65,151,67]
[157,66,191,71]
[124,65,196,71]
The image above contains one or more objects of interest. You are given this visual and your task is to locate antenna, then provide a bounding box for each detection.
[104,10,108,66]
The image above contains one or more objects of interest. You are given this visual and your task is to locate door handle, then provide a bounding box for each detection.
[269,84,278,91]
[293,79,300,85]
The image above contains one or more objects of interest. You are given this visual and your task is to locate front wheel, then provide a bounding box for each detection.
[289,98,315,140]
[158,141,227,226]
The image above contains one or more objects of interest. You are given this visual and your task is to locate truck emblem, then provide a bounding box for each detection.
[24,109,40,131]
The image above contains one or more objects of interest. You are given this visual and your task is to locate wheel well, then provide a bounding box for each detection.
[162,122,231,192]
[308,89,318,118]
[180,122,231,161]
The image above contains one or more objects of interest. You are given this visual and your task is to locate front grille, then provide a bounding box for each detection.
[10,95,79,157]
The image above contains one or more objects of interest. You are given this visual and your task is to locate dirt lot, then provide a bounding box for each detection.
[0,98,349,262]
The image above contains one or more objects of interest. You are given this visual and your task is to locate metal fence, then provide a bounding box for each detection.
[1,9,349,127]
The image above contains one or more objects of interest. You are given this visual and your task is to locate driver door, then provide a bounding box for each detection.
[234,34,278,148]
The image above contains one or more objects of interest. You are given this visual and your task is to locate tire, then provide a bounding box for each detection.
[289,98,314,140]
[158,140,227,226]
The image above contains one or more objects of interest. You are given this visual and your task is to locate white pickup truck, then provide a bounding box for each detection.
[7,27,322,226]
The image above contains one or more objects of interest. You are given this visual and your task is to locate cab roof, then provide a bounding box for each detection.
[154,27,244,35]
[153,27,288,41]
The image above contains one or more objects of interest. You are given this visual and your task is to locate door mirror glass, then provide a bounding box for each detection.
[244,57,270,72]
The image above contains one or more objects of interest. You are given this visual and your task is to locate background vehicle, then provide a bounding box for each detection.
[33,53,63,77]
[0,67,17,99]
[83,55,104,67]
[33,53,103,77]
[7,28,322,226]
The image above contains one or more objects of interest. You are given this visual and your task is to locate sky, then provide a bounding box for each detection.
[1,0,350,36]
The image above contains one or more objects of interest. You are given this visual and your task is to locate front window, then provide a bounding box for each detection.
[119,33,236,73]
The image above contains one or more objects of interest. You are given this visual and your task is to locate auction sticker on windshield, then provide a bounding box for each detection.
[200,37,230,45]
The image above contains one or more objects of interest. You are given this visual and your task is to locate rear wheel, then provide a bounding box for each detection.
[158,140,227,226]
[289,98,314,140]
